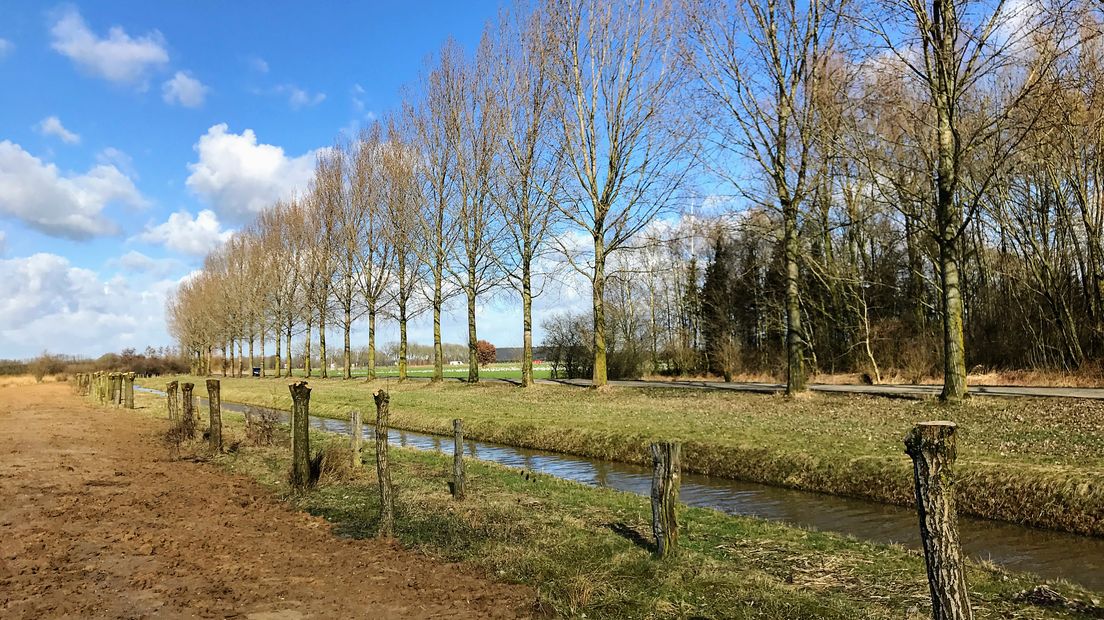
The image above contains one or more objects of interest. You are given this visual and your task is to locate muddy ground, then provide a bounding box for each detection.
[0,381,533,618]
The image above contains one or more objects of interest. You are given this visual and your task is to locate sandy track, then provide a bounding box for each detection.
[0,382,533,619]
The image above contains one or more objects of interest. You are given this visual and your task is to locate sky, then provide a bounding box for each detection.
[0,1,598,360]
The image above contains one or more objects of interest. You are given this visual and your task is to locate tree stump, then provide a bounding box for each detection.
[350,409,362,470]
[166,381,179,421]
[124,372,135,409]
[181,383,196,440]
[650,441,681,558]
[373,389,394,537]
[451,418,466,500]
[905,421,974,620]
[288,381,312,489]
[207,379,222,453]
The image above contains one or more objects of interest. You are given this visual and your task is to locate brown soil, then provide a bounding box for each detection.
[0,382,534,619]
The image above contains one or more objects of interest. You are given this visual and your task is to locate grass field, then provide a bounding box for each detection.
[276,362,555,381]
[139,375,1104,536]
[126,388,1102,618]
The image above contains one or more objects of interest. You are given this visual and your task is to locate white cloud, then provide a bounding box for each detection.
[248,56,268,73]
[0,141,146,239]
[0,231,6,255]
[161,71,208,107]
[0,253,179,358]
[108,250,180,276]
[185,123,321,220]
[35,116,80,144]
[0,38,13,59]
[49,7,169,86]
[136,209,233,256]
[96,147,137,178]
[277,84,326,109]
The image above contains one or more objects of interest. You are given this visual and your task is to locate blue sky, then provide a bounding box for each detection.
[0,1,597,360]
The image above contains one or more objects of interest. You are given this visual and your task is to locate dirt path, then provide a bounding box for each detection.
[0,382,533,619]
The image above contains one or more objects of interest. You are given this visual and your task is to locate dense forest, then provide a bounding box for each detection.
[167,0,1104,398]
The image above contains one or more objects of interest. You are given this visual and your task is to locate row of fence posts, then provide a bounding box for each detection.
[74,371,135,409]
[162,379,222,452]
[155,377,973,620]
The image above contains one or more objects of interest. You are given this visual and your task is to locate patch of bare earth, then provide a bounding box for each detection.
[0,382,533,619]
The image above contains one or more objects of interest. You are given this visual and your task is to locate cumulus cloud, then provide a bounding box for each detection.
[49,6,169,86]
[161,70,208,107]
[96,147,136,178]
[0,231,6,255]
[0,141,146,239]
[108,250,181,276]
[136,209,233,256]
[35,116,80,144]
[0,38,13,59]
[185,123,320,220]
[0,252,178,358]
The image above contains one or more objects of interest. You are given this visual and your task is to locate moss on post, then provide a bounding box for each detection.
[206,379,222,453]
[373,389,394,537]
[905,421,973,620]
[650,441,681,558]
[288,381,312,489]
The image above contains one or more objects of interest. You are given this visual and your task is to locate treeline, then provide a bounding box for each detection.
[170,0,1104,398]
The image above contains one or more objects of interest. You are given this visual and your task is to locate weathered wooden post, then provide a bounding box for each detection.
[905,421,974,620]
[650,441,681,558]
[450,418,466,500]
[166,380,179,421]
[373,389,394,537]
[181,382,196,439]
[288,381,312,489]
[206,379,222,453]
[114,373,123,406]
[350,409,362,470]
[124,372,135,409]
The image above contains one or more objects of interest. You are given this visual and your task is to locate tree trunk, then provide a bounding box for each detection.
[248,329,255,378]
[343,303,353,380]
[304,318,313,378]
[905,421,974,620]
[399,304,408,382]
[367,308,377,380]
[288,381,312,489]
[206,379,222,453]
[433,278,444,382]
[783,197,806,395]
[319,313,328,379]
[237,337,244,377]
[285,318,293,378]
[467,285,479,383]
[259,328,266,378]
[592,233,608,386]
[650,441,681,558]
[451,418,466,500]
[522,258,534,388]
[373,389,394,537]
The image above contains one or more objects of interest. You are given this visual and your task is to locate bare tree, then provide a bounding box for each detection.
[549,0,693,386]
[350,125,394,380]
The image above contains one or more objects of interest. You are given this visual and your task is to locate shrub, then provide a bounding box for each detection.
[476,340,496,366]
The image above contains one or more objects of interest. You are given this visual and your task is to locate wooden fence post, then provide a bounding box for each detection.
[288,381,312,489]
[373,389,394,537]
[115,373,124,406]
[124,372,135,409]
[905,421,974,620]
[206,379,222,453]
[451,418,466,500]
[650,441,681,558]
[166,380,179,421]
[350,409,362,470]
[181,382,196,439]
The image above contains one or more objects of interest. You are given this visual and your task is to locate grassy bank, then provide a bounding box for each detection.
[139,375,1104,537]
[124,389,1102,618]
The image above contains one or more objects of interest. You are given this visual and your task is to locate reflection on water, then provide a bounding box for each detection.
[137,387,1102,591]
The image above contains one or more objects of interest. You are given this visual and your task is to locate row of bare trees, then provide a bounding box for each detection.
[169,0,1104,400]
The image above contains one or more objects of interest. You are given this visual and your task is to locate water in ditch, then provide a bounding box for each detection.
[139,387,1103,591]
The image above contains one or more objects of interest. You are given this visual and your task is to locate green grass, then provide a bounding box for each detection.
[139,375,1104,536]
[125,389,1103,618]
[275,362,555,380]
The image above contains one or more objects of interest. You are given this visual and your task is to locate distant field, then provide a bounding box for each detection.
[279,362,554,381]
[140,375,1104,536]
